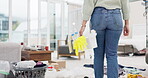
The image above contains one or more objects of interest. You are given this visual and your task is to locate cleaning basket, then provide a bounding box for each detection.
[13,65,47,78]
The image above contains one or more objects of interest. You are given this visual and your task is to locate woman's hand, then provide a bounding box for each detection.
[79,20,87,36]
[123,20,130,36]
[79,26,86,36]
[123,25,130,36]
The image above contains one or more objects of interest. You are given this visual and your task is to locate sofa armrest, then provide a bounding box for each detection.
[0,42,21,62]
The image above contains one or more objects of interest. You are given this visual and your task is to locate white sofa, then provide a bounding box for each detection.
[0,42,21,78]
[0,42,21,62]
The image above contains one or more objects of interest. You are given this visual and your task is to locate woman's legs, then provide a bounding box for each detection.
[91,7,123,78]
[105,30,122,78]
[94,30,105,78]
[94,30,122,78]
[105,9,123,78]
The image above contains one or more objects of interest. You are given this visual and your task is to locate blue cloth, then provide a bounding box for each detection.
[90,7,123,78]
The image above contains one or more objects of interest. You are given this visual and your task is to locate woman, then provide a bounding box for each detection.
[79,0,130,78]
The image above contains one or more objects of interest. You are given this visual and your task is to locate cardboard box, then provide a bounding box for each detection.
[55,60,66,69]
[48,63,59,71]
[48,60,66,69]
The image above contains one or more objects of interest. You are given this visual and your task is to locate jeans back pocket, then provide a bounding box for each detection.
[112,14,123,30]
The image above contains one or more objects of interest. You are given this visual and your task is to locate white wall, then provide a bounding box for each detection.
[129,1,146,38]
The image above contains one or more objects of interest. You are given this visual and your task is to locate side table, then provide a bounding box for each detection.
[22,50,54,62]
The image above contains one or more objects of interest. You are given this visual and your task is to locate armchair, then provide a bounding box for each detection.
[57,40,85,60]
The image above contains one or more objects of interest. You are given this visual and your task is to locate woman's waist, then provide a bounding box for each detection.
[93,7,121,14]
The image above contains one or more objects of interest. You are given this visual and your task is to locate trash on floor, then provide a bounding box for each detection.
[119,64,146,75]
[120,74,147,78]
[127,74,143,78]
[83,64,146,77]
[48,60,66,71]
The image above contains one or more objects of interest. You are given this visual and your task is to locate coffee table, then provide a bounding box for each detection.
[22,50,54,62]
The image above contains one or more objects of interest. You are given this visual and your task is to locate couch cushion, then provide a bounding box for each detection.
[58,45,75,54]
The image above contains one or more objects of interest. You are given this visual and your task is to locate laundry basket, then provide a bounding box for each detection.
[13,65,47,78]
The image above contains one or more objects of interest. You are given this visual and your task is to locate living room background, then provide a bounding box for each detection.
[0,0,82,50]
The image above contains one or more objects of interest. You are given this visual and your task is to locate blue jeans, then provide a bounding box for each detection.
[90,7,123,78]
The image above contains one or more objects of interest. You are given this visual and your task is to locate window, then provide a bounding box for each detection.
[41,1,47,45]
[48,3,62,50]
[49,3,56,50]
[11,0,27,43]
[0,0,9,42]
[64,3,69,38]
[30,0,39,46]
[68,4,82,35]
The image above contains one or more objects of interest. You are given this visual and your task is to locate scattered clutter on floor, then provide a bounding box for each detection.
[45,66,94,78]
[48,60,66,71]
[83,64,94,68]
[127,74,143,78]
[34,61,46,68]
[119,64,146,75]
[83,64,146,78]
